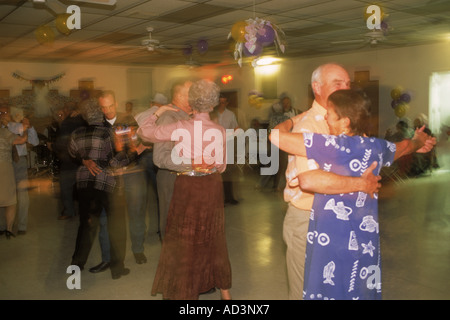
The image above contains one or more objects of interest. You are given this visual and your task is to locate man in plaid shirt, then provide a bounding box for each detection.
[69,98,137,280]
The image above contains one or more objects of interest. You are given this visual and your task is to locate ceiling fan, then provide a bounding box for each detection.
[32,0,116,8]
[183,55,203,68]
[141,27,192,52]
[32,0,116,15]
[331,30,388,47]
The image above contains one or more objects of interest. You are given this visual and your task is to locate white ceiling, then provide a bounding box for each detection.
[0,0,449,67]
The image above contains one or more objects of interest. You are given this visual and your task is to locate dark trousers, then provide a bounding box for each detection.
[222,164,237,202]
[59,169,77,217]
[156,169,176,238]
[123,150,159,252]
[72,187,126,274]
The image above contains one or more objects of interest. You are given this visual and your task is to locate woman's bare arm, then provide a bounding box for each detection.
[269,119,307,156]
[298,161,381,198]
[394,125,436,161]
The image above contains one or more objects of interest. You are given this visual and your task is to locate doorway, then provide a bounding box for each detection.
[429,71,450,137]
[220,90,247,129]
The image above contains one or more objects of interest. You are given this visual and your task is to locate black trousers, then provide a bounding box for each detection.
[71,187,127,275]
[222,164,238,202]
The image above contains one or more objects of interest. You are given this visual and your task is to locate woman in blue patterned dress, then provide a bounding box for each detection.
[270,89,435,299]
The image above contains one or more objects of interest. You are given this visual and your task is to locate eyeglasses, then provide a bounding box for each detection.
[0,111,9,115]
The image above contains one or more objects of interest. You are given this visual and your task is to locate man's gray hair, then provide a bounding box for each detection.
[311,65,324,86]
[80,98,103,125]
[188,79,220,113]
[99,90,116,102]
[311,63,346,85]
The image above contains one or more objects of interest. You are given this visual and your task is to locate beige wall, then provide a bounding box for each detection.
[277,42,450,135]
[1,41,449,136]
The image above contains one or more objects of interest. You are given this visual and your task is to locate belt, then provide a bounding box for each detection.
[172,167,217,177]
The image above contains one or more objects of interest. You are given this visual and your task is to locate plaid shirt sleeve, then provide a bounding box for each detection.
[70,125,135,193]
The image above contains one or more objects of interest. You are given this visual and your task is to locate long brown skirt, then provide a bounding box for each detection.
[151,173,232,300]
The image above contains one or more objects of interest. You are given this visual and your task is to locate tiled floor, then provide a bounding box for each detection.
[0,143,449,300]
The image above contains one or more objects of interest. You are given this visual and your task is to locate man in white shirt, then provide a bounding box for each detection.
[216,95,239,205]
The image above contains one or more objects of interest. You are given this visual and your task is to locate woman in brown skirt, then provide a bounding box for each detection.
[138,79,232,300]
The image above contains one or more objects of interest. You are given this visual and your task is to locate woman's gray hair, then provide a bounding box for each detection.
[188,79,220,113]
[80,98,103,125]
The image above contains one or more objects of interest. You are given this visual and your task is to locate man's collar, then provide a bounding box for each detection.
[312,100,327,115]
[106,116,117,125]
[171,104,190,115]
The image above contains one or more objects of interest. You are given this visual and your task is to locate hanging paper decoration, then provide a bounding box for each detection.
[12,72,66,87]
[228,17,285,67]
[243,41,263,57]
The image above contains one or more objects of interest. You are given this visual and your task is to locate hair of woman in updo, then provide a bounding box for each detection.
[188,79,220,113]
[80,98,103,125]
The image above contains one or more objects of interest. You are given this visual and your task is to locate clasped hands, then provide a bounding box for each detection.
[413,125,436,153]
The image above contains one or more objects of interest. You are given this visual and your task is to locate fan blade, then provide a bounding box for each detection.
[158,44,192,49]
[331,39,366,45]
[69,0,117,5]
[141,39,160,46]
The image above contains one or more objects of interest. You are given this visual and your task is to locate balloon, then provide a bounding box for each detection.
[394,103,408,118]
[248,94,264,109]
[256,24,275,46]
[390,87,402,100]
[400,93,411,103]
[248,94,257,105]
[197,39,208,54]
[391,99,399,109]
[35,25,55,45]
[55,13,71,35]
[380,20,389,35]
[231,21,247,42]
[243,41,263,57]
[183,45,193,56]
[255,97,264,108]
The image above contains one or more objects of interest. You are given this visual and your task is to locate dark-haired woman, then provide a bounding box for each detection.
[270,89,435,300]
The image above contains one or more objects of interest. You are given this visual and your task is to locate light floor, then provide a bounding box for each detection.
[1,143,449,300]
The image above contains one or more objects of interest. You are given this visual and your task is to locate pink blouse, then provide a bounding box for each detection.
[137,112,227,173]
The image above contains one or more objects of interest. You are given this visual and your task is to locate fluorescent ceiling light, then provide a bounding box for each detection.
[255,56,282,66]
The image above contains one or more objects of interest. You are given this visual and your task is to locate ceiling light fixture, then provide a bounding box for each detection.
[254,56,282,66]
[227,0,285,67]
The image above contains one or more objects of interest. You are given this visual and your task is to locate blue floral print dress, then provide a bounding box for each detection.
[302,133,396,300]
